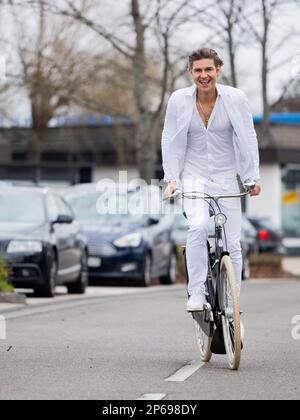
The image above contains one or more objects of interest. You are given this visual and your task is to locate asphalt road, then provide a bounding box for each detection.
[0,280,300,400]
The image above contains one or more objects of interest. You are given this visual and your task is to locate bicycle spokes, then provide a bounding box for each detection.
[220,256,241,370]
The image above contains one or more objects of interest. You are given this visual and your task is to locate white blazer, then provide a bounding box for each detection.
[161,83,260,185]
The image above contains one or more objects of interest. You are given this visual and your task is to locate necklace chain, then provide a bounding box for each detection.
[197,101,210,123]
[196,91,217,125]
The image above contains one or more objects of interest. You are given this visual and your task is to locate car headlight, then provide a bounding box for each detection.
[113,233,142,248]
[7,240,43,254]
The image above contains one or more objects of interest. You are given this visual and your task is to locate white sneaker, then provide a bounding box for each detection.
[186,294,206,312]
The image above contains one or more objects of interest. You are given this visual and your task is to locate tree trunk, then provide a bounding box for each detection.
[28,128,43,163]
[227,0,238,87]
[261,0,270,136]
[131,0,157,182]
[262,52,270,135]
[135,113,158,183]
[28,0,45,164]
[228,29,237,87]
[115,123,127,167]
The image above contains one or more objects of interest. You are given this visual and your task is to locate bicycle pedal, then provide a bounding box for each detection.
[187,309,204,313]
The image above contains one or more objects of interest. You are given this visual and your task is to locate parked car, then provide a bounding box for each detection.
[171,211,255,280]
[0,186,88,297]
[248,216,286,254]
[65,184,177,286]
[242,214,259,254]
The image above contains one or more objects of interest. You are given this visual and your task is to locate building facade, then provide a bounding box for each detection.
[1,116,300,251]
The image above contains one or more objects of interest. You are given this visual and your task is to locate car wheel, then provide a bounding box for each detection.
[67,251,88,294]
[139,254,152,287]
[160,251,177,285]
[34,251,57,297]
[242,254,251,281]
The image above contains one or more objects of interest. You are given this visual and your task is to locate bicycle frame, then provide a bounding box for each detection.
[176,189,251,341]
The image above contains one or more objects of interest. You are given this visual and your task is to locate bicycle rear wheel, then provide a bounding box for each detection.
[220,255,241,370]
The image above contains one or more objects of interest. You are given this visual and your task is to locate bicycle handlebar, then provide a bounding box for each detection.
[163,188,252,202]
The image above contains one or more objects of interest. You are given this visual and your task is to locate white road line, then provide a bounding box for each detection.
[165,360,205,382]
[137,394,166,400]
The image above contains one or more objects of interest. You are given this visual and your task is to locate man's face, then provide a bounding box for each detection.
[190,59,220,93]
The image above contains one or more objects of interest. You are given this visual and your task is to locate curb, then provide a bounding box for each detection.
[0,293,27,304]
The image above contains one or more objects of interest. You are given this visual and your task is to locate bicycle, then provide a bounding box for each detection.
[166,181,255,371]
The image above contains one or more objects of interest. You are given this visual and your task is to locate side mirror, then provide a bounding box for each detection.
[53,214,74,225]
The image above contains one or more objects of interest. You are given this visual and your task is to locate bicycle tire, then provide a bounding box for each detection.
[193,318,213,362]
[185,246,214,363]
[193,252,215,363]
[220,255,241,371]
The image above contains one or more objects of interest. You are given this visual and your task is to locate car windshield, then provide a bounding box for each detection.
[66,191,144,225]
[0,191,45,224]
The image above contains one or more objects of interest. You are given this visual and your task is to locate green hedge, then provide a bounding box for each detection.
[0,259,14,293]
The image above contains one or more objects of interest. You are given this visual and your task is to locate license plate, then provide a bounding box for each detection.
[88,257,102,268]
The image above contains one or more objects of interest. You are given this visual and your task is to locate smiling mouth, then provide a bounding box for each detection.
[199,80,211,87]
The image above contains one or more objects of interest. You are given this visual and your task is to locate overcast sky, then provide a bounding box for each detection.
[0,0,299,125]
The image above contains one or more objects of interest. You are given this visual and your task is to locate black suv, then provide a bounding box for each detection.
[0,186,88,297]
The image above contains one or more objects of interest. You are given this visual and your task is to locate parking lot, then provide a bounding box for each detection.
[1,280,300,400]
[0,181,288,302]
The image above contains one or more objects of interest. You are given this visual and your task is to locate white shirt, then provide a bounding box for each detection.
[182,93,237,182]
[161,83,260,185]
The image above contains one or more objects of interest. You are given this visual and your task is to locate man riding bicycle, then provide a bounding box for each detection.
[162,48,261,313]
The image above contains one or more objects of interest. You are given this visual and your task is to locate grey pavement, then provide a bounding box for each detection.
[283,256,300,277]
[0,285,180,313]
[0,280,300,400]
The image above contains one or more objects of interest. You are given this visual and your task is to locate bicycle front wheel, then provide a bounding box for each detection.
[193,317,212,363]
[220,255,241,371]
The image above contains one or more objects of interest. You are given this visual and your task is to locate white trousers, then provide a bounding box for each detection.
[182,177,242,297]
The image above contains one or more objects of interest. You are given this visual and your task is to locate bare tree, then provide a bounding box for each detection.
[6,0,106,162]
[244,0,300,135]
[190,0,250,88]
[38,0,200,182]
[0,1,13,120]
[271,78,300,112]
[74,57,137,117]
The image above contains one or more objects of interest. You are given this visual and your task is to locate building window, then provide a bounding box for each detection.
[282,166,300,237]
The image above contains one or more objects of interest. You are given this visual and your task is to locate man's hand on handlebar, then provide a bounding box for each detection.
[164,181,178,198]
[249,182,261,197]
[243,179,261,197]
